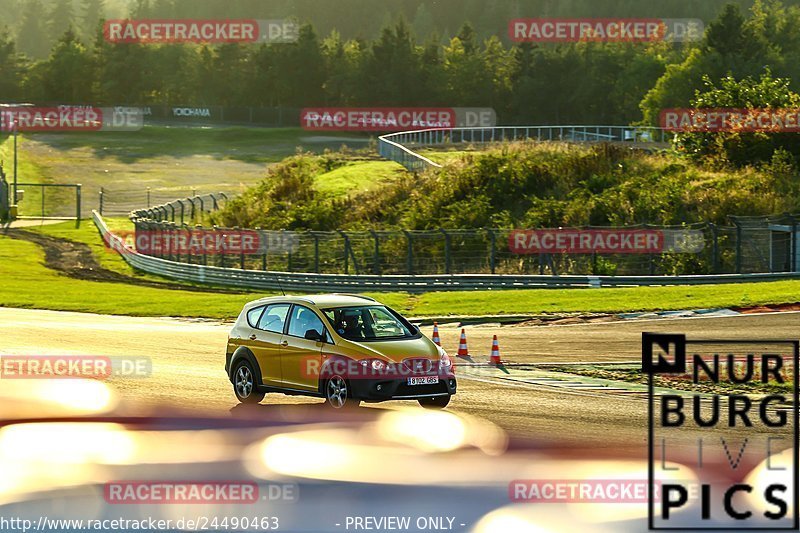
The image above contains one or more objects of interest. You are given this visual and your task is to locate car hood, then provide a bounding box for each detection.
[341,335,439,362]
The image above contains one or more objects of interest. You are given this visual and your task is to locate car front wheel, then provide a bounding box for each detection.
[324,375,360,409]
[233,360,265,404]
[419,395,451,409]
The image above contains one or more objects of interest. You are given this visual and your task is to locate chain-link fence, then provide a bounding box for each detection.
[100,187,233,217]
[125,211,800,277]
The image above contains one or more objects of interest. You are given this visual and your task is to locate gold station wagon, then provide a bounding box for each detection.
[225,294,456,409]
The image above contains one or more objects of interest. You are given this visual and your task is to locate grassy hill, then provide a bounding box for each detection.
[210,141,800,231]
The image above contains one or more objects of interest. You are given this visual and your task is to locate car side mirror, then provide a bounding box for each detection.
[305,329,323,342]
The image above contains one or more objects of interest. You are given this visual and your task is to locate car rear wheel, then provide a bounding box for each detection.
[233,360,265,404]
[325,375,360,409]
[419,395,451,409]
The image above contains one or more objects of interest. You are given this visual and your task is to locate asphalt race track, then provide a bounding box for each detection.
[1,307,798,450]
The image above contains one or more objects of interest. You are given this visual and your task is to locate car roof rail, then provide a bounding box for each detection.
[332,293,376,302]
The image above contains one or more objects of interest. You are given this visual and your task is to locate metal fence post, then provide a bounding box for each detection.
[99,187,104,215]
[0,170,7,223]
[312,232,320,273]
[259,228,268,271]
[215,226,223,268]
[338,230,350,274]
[75,184,81,228]
[233,227,244,270]
[735,222,743,274]
[487,229,496,274]
[439,228,451,274]
[709,223,719,273]
[197,225,206,265]
[182,224,191,264]
[146,187,151,207]
[285,230,293,272]
[369,229,380,274]
[403,230,414,275]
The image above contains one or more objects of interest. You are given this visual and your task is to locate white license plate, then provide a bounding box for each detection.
[407,376,439,386]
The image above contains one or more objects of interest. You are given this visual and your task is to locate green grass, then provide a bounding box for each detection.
[0,236,264,318]
[0,126,372,218]
[4,224,800,319]
[404,283,800,315]
[30,218,163,280]
[27,219,268,291]
[314,160,405,197]
[418,148,476,164]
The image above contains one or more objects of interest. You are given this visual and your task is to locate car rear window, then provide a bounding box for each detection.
[257,303,290,333]
[246,306,265,328]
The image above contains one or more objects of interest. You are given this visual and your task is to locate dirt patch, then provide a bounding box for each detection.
[545,364,793,396]
[2,228,248,294]
[510,314,621,327]
[735,303,800,313]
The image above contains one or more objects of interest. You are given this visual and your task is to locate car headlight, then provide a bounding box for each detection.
[359,359,387,371]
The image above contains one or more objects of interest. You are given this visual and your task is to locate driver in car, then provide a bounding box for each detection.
[339,311,365,339]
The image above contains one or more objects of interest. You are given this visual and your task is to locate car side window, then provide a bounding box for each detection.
[246,306,265,328]
[256,303,290,333]
[287,305,327,340]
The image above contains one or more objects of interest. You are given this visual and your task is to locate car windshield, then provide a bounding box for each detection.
[322,306,414,341]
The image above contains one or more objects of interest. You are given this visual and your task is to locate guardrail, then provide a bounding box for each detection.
[95,211,800,292]
[378,125,670,171]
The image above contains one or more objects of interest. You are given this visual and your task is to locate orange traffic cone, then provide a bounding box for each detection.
[489,335,509,374]
[456,328,474,363]
[432,322,441,346]
[489,335,501,365]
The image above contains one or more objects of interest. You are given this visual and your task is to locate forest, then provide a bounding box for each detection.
[0,1,799,126]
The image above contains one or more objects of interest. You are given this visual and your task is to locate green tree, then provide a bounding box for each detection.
[0,30,24,100]
[272,24,326,106]
[17,0,50,59]
[48,0,75,40]
[674,71,800,167]
[40,29,94,103]
[80,0,106,41]
[411,3,435,41]
[640,3,772,125]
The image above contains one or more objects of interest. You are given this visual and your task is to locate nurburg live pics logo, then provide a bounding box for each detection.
[643,333,799,530]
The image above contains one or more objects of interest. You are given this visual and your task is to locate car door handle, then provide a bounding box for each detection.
[280,341,289,347]
[249,334,257,340]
